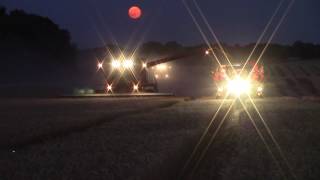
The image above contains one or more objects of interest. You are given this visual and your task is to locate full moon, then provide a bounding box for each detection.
[128,6,142,19]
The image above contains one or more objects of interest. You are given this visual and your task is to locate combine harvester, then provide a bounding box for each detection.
[94,48,206,96]
[212,63,264,98]
[94,47,264,98]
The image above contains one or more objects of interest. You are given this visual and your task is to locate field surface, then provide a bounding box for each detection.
[0,97,319,180]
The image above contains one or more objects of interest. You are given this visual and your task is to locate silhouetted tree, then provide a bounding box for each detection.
[292,41,319,59]
[164,41,183,52]
[0,7,76,64]
[137,41,320,64]
[0,6,6,16]
[140,41,165,55]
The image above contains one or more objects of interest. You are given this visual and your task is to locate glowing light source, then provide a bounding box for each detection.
[106,84,112,93]
[156,64,167,71]
[123,59,134,69]
[142,63,147,68]
[111,60,121,69]
[227,76,251,96]
[205,50,210,55]
[133,84,139,91]
[155,74,159,79]
[128,6,142,19]
[257,86,263,97]
[98,62,103,69]
[165,74,169,78]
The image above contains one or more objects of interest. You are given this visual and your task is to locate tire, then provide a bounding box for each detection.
[257,93,264,98]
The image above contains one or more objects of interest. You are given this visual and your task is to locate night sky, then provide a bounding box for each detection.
[2,0,320,48]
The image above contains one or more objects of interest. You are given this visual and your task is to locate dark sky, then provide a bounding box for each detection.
[2,0,320,48]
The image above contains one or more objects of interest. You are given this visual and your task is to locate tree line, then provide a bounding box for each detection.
[1,5,319,66]
[91,41,320,66]
[0,6,76,64]
[139,41,320,61]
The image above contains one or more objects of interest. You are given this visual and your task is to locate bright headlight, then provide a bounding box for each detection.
[123,59,134,69]
[111,60,121,69]
[97,62,103,69]
[133,84,139,91]
[142,63,147,68]
[106,84,112,93]
[227,77,251,96]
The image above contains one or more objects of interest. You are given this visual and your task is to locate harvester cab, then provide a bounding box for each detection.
[213,62,264,98]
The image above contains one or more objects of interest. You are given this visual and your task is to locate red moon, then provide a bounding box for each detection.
[128,6,142,19]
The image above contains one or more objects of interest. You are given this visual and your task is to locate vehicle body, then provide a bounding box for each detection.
[97,57,158,93]
[97,48,265,97]
[98,48,205,93]
[213,63,264,97]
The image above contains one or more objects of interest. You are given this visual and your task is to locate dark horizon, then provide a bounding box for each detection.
[2,0,320,49]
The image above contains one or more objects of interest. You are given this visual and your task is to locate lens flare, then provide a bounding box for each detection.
[97,62,103,69]
[123,59,134,69]
[227,77,251,96]
[106,84,113,93]
[111,60,121,69]
[142,63,147,68]
[133,84,139,91]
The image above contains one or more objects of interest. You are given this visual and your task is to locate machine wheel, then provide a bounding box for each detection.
[215,94,222,99]
[257,93,264,98]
